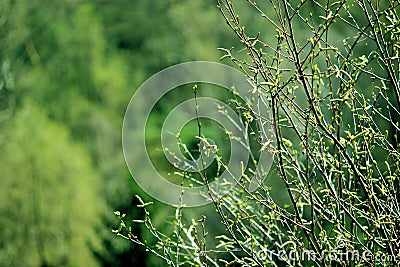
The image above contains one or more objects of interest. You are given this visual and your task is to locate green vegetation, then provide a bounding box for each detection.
[0,0,233,266]
[1,0,399,266]
[115,0,400,266]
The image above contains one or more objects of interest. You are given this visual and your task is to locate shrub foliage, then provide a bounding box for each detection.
[116,0,400,266]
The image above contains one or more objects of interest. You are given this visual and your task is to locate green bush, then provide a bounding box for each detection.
[116,0,400,266]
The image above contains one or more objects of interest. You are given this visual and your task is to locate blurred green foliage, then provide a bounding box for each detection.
[0,0,245,266]
[0,102,104,266]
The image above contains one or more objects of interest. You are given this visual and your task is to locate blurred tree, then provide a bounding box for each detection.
[0,102,104,266]
[0,1,127,266]
[0,0,259,266]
